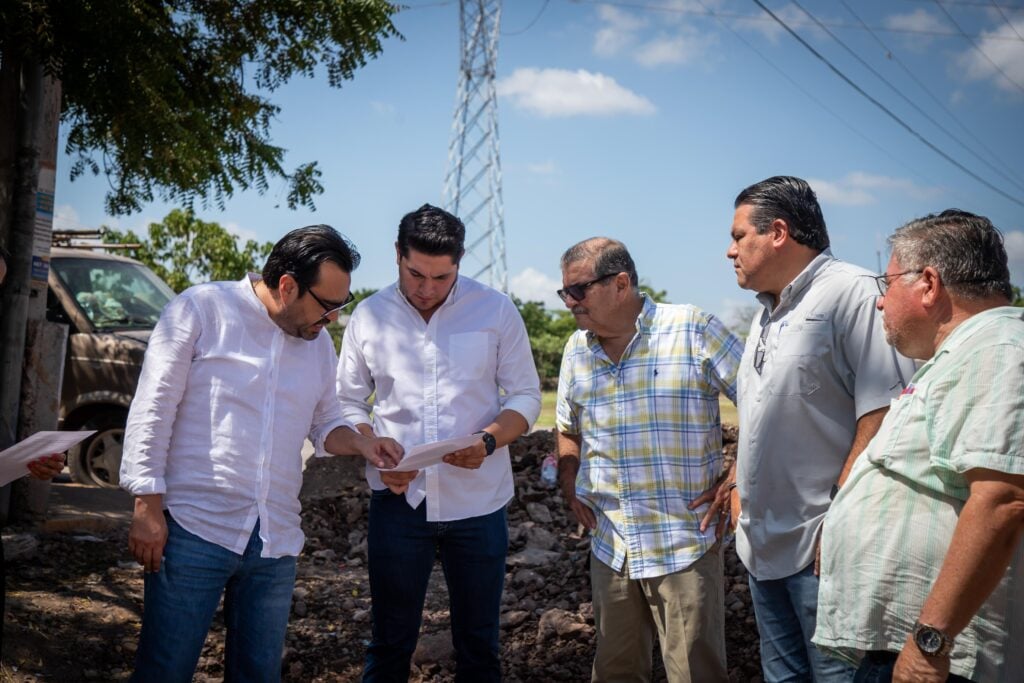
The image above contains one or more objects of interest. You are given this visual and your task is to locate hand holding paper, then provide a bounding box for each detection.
[378,433,481,472]
[0,430,95,487]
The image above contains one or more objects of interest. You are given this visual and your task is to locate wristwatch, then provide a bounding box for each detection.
[912,621,954,657]
[477,431,496,456]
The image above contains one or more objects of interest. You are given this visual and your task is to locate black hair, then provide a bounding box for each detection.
[262,225,360,294]
[396,204,466,262]
[735,176,830,251]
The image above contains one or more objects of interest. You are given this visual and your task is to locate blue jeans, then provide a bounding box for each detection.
[363,489,508,682]
[749,563,856,683]
[132,513,297,683]
[854,651,973,683]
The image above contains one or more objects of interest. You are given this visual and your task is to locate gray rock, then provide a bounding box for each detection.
[525,502,553,524]
[507,548,561,567]
[412,632,454,666]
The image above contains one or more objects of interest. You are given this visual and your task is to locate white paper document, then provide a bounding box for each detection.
[379,433,482,472]
[0,430,95,487]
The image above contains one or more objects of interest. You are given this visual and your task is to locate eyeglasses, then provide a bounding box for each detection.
[871,270,923,296]
[557,273,618,303]
[307,288,356,320]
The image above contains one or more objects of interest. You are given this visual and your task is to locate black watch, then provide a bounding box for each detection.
[477,431,496,456]
[913,621,954,657]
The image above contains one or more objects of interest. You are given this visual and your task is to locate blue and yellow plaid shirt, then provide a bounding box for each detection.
[556,296,742,579]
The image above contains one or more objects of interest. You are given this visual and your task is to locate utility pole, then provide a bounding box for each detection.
[0,53,67,522]
[443,0,507,292]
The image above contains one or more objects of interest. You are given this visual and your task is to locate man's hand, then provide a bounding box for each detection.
[128,494,168,573]
[690,471,736,540]
[443,441,487,470]
[357,436,403,469]
[26,453,65,480]
[893,635,950,683]
[558,457,596,529]
[380,470,418,495]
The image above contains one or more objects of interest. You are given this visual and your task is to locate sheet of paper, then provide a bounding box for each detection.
[379,433,482,472]
[0,430,95,487]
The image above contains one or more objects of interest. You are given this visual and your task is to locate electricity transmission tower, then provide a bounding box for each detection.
[443,0,506,291]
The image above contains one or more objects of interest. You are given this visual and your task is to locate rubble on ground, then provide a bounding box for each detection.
[4,427,759,682]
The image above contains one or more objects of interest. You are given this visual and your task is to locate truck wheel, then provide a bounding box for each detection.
[68,412,126,488]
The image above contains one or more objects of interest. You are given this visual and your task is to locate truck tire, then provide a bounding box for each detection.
[68,412,126,488]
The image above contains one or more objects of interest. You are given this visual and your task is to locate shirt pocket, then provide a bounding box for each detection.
[447,332,492,380]
[769,319,830,397]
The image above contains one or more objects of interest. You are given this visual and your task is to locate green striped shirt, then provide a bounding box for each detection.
[814,306,1024,681]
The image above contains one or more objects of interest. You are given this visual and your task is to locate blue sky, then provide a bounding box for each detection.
[53,0,1024,325]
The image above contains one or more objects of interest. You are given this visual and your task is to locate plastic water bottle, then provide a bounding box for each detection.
[540,453,558,488]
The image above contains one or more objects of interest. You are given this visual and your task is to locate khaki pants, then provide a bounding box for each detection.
[590,544,727,683]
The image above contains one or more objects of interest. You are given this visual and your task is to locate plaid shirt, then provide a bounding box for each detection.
[556,296,742,579]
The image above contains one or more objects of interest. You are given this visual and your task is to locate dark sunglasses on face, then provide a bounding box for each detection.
[307,288,356,320]
[556,273,618,303]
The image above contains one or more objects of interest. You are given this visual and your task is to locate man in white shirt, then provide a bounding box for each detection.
[337,204,541,682]
[120,225,401,683]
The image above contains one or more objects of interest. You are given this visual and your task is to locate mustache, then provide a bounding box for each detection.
[571,306,588,315]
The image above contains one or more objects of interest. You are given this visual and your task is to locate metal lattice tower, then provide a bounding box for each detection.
[443,0,506,291]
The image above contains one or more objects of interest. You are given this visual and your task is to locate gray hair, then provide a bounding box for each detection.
[889,209,1012,301]
[560,237,639,287]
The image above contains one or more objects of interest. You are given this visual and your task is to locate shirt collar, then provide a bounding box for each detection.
[931,305,1023,360]
[756,248,834,312]
[584,293,655,348]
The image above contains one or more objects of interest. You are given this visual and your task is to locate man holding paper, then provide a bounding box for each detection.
[118,226,401,682]
[337,204,541,682]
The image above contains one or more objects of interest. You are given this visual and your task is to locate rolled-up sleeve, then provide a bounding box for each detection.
[496,298,542,426]
[119,294,201,495]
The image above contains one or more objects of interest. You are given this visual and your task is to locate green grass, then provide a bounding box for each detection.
[534,390,738,431]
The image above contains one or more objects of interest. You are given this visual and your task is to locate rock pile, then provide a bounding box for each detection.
[293,427,761,682]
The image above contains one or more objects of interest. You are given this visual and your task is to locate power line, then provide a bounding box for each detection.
[569,0,1024,42]
[674,0,963,201]
[991,0,1024,42]
[838,0,1024,191]
[751,0,1024,208]
[791,0,1024,194]
[503,0,551,36]
[932,0,1024,94]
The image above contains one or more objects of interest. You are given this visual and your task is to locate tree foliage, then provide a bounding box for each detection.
[1014,285,1024,307]
[514,297,578,389]
[1,0,400,215]
[103,209,273,293]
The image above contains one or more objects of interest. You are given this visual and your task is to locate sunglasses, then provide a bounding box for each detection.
[307,288,356,321]
[556,273,618,303]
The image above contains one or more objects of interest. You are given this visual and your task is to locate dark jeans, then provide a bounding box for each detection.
[854,651,973,683]
[363,489,508,683]
[132,513,297,683]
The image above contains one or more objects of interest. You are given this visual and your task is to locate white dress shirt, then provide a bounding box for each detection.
[337,277,541,522]
[120,274,348,558]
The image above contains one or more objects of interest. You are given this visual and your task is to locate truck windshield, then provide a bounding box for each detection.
[51,257,175,330]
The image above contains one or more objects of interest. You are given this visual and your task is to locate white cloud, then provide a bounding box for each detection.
[634,27,716,67]
[593,2,720,66]
[955,17,1024,94]
[370,101,397,116]
[510,267,563,309]
[53,204,82,232]
[1005,230,1024,284]
[808,172,940,207]
[527,160,558,175]
[884,8,946,48]
[594,5,648,57]
[497,68,656,118]
[224,221,261,245]
[736,3,817,45]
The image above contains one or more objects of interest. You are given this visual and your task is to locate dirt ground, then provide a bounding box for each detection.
[1,429,761,682]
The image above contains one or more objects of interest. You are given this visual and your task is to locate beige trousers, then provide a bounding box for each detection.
[590,543,728,683]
